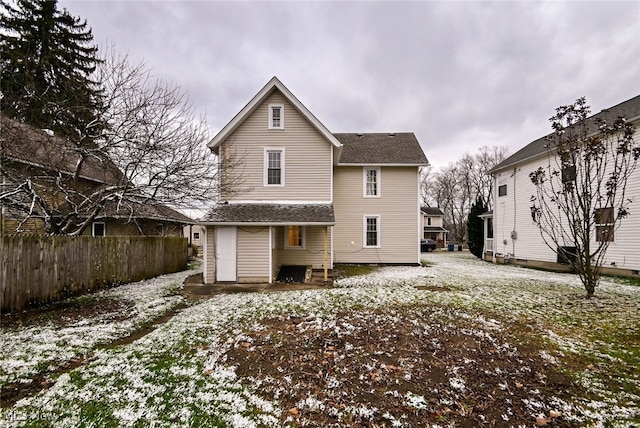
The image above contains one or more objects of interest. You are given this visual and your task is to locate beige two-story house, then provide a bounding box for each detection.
[200,77,428,284]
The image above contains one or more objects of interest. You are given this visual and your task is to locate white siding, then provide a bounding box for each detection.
[333,166,420,264]
[220,91,333,202]
[493,126,640,271]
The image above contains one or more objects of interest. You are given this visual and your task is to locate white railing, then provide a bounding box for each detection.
[485,238,494,252]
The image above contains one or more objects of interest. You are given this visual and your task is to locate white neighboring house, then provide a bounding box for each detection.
[483,94,640,277]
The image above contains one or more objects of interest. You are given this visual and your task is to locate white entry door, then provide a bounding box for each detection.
[216,227,237,282]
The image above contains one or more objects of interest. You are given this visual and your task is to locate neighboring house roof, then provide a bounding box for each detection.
[491,94,640,173]
[421,206,444,216]
[200,203,335,226]
[97,201,194,224]
[1,114,193,226]
[334,133,429,165]
[1,113,124,185]
[208,76,343,153]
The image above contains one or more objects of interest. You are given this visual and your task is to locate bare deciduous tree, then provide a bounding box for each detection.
[421,146,508,244]
[530,97,639,297]
[1,51,240,235]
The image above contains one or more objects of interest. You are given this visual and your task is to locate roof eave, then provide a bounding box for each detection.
[337,162,429,167]
[198,221,335,226]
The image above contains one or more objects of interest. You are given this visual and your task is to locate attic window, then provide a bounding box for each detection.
[269,104,284,129]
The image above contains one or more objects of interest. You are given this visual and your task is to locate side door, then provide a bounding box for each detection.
[216,227,237,282]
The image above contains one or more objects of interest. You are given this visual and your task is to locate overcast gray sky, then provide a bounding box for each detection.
[60,0,640,169]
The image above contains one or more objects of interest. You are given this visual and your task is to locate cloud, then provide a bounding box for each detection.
[61,0,640,168]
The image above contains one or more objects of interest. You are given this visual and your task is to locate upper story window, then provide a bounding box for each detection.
[269,104,284,129]
[92,222,105,237]
[286,226,304,249]
[363,167,380,197]
[264,148,285,186]
[364,215,380,247]
[498,176,507,197]
[427,217,432,226]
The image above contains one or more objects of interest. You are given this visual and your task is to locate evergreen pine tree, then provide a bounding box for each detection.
[467,197,486,258]
[0,0,103,139]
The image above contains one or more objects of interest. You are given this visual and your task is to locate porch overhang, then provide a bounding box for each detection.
[423,226,448,232]
[199,203,335,226]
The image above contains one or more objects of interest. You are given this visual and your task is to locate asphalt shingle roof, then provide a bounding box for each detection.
[200,203,335,225]
[491,94,640,173]
[421,206,444,216]
[334,133,428,165]
[1,114,124,185]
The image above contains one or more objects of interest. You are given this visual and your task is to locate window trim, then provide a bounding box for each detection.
[268,104,284,130]
[363,215,381,248]
[92,222,106,237]
[285,225,305,249]
[263,147,285,187]
[363,167,381,197]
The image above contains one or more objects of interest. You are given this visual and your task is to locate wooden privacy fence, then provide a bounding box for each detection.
[1,235,188,313]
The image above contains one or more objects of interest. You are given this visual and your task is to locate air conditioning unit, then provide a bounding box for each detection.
[510,231,517,240]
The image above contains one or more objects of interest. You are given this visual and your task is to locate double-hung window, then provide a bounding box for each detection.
[498,176,507,197]
[364,167,380,197]
[595,206,615,242]
[269,104,284,129]
[364,215,380,247]
[264,148,284,186]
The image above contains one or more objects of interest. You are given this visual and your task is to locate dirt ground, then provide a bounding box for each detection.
[2,275,588,426]
[225,304,582,427]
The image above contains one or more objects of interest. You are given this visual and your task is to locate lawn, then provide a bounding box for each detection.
[1,253,638,427]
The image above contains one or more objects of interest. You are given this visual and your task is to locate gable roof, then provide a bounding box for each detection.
[421,206,444,216]
[200,203,335,226]
[208,77,342,153]
[491,94,640,173]
[334,133,429,165]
